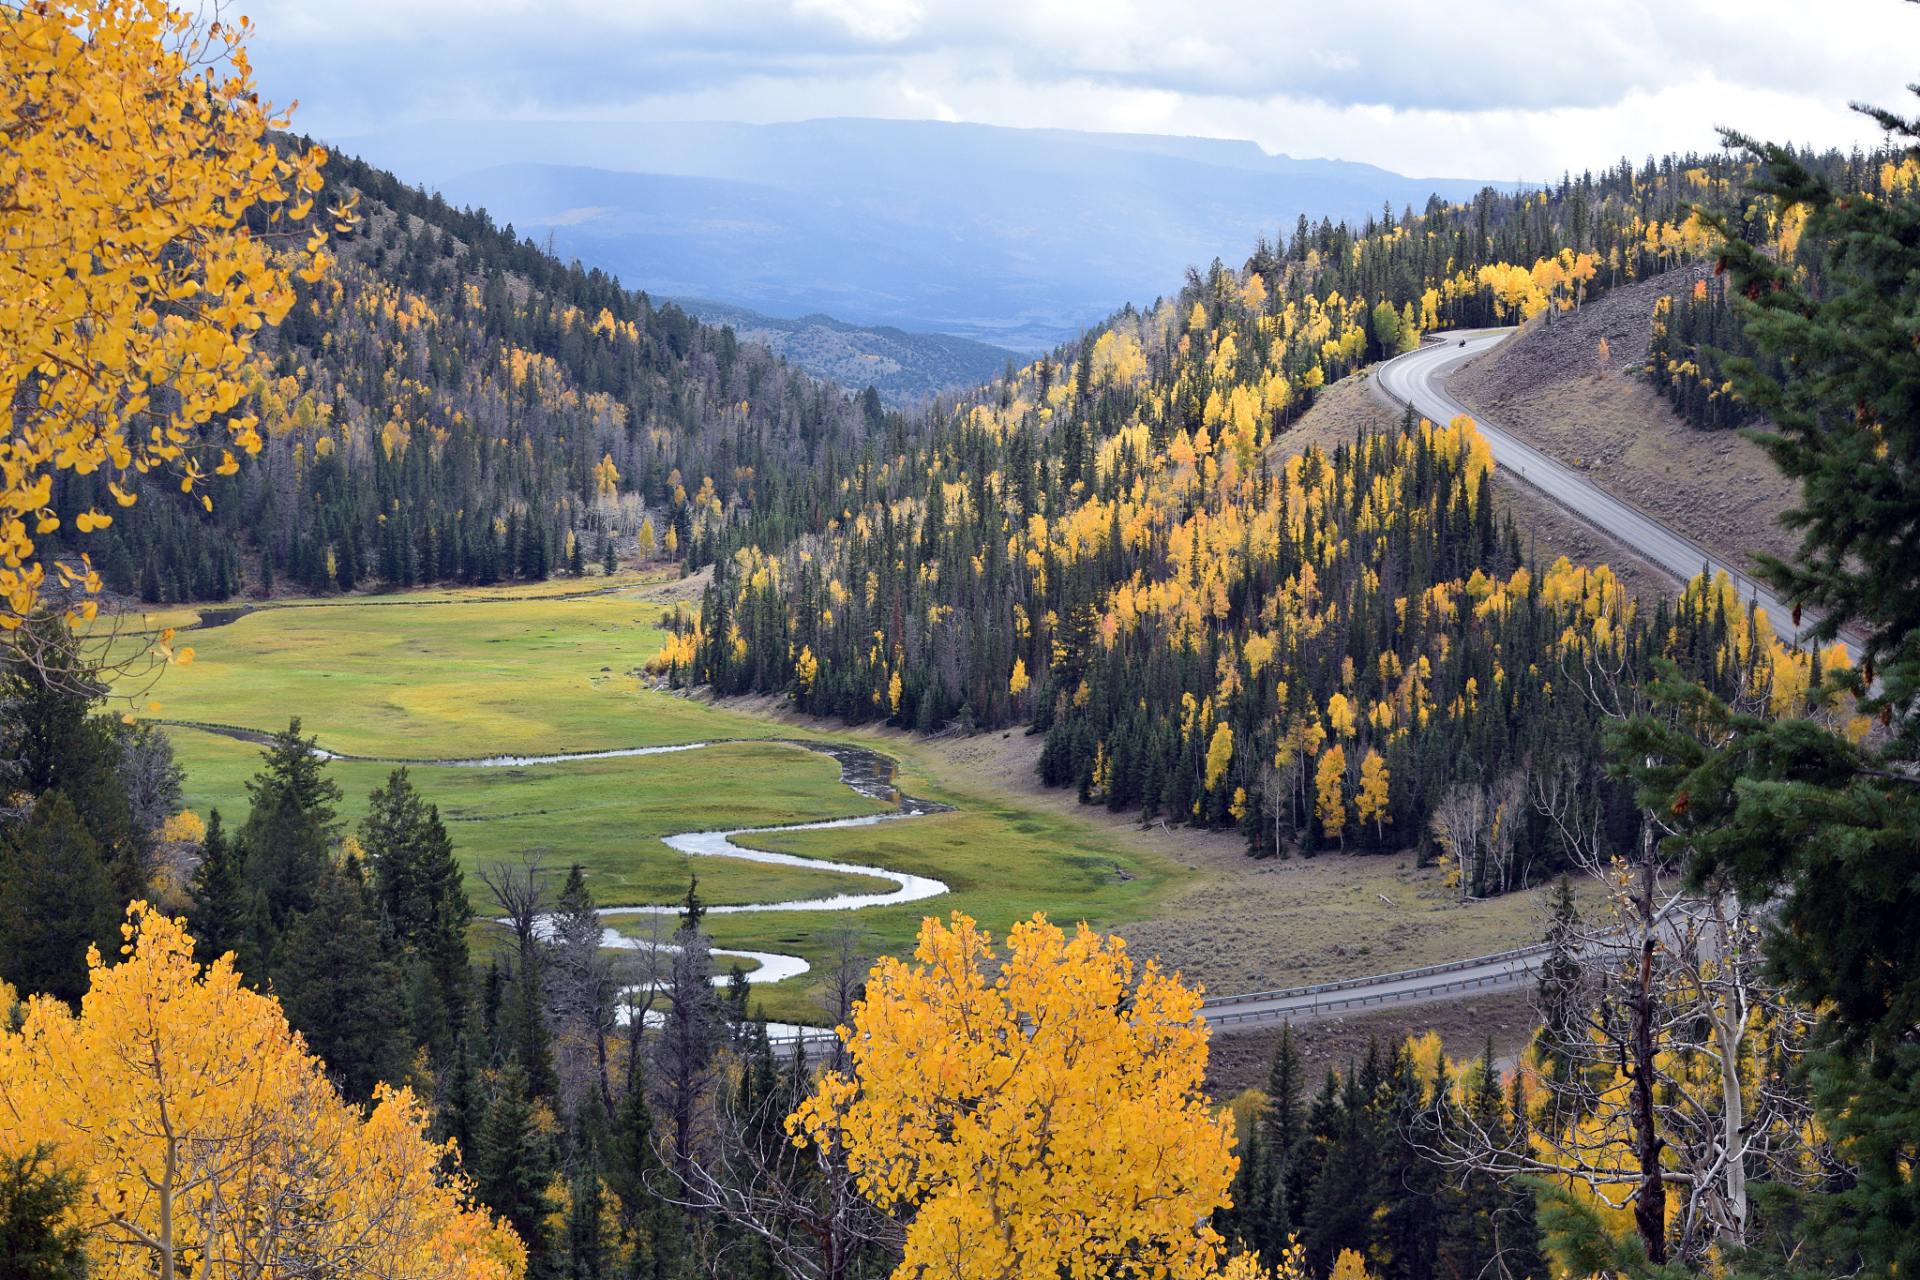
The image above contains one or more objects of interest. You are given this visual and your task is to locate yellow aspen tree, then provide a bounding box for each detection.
[1008,656,1029,697]
[1356,748,1391,838]
[1326,692,1357,738]
[0,905,523,1280]
[1205,720,1234,791]
[593,454,621,497]
[0,0,344,628]
[887,669,903,715]
[637,518,656,558]
[787,912,1235,1280]
[1315,744,1347,845]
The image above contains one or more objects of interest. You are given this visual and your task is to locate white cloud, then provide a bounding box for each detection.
[791,0,928,43]
[243,0,1919,178]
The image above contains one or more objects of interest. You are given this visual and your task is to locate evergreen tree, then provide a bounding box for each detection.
[1268,1021,1306,1157]
[0,792,118,1004]
[1264,1021,1307,1250]
[0,1145,87,1280]
[238,718,342,931]
[1615,88,1920,1279]
[1301,1051,1384,1271]
[563,1103,612,1280]
[1371,1045,1442,1280]
[275,858,410,1103]
[437,1029,487,1170]
[359,767,470,1036]
[3,639,140,897]
[605,1071,679,1280]
[476,1064,558,1278]
[186,809,252,971]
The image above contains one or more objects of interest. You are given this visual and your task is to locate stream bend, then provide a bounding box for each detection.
[168,724,953,986]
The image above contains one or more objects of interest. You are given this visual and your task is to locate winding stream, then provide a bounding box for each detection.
[579,740,952,982]
[170,724,953,985]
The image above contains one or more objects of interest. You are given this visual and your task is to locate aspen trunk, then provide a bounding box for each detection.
[1629,850,1667,1264]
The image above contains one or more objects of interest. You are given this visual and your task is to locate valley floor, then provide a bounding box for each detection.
[125,562,1563,1033]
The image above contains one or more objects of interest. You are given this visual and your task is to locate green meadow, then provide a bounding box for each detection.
[125,585,741,757]
[170,728,895,909]
[124,583,1192,1023]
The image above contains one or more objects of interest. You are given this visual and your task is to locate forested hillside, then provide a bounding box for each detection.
[48,144,877,607]
[647,145,1891,874]
[48,130,1892,885]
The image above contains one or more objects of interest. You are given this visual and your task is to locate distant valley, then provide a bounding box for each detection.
[332,117,1494,353]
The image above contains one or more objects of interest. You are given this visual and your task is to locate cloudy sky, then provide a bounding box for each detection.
[243,0,1918,180]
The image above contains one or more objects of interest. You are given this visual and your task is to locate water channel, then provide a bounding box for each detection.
[172,724,954,985]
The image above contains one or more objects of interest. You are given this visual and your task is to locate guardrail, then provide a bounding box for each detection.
[1205,959,1546,1029]
[1200,943,1552,1010]
[768,1028,841,1058]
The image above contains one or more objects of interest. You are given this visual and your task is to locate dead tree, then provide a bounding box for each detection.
[652,918,719,1188]
[667,1049,898,1280]
[550,866,618,1120]
[1417,756,1821,1265]
[477,851,558,1097]
[1418,612,1825,1266]
[813,919,872,1076]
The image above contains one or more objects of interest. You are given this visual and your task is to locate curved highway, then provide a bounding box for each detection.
[1376,332,1838,651]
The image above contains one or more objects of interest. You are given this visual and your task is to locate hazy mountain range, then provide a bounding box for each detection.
[334,119,1495,357]
[660,298,1016,407]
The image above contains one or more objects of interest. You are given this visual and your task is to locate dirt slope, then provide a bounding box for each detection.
[1284,376,1679,605]
[1449,268,1800,577]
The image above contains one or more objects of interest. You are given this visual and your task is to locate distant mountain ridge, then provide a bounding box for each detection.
[661,297,1018,407]
[334,118,1497,349]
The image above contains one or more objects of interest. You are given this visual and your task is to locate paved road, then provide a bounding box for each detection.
[1375,331,1839,651]
[766,945,1555,1055]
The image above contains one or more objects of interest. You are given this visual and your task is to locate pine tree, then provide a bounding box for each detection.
[238,718,342,931]
[1268,1023,1312,1235]
[276,858,410,1103]
[2,638,139,895]
[1268,1021,1306,1156]
[476,1064,558,1278]
[605,1071,679,1280]
[437,1029,487,1170]
[0,1145,87,1280]
[1301,1054,1383,1271]
[186,809,253,972]
[560,1098,612,1280]
[359,767,470,1036]
[0,792,117,1004]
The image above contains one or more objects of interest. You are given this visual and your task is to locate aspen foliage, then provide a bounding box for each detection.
[0,0,343,627]
[0,904,523,1280]
[788,911,1235,1280]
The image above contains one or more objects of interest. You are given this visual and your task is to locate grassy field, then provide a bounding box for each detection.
[124,580,1189,1023]
[172,728,895,909]
[118,579,740,758]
